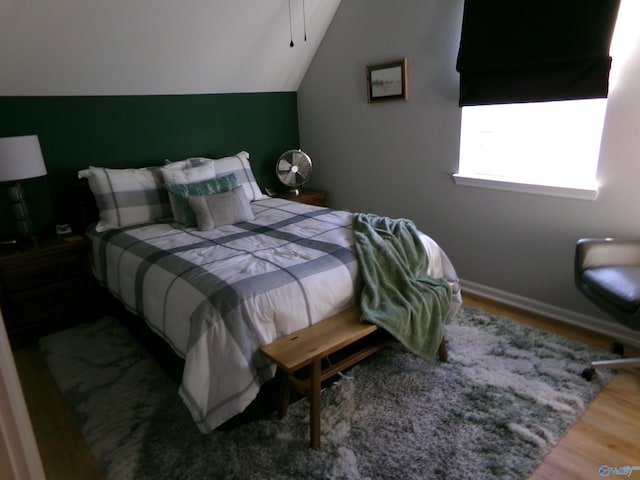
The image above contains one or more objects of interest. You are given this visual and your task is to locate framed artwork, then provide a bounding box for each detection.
[366,58,408,103]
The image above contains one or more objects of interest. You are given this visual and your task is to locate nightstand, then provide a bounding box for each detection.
[275,189,328,207]
[0,235,99,347]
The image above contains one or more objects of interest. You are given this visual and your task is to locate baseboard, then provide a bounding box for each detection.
[460,279,640,351]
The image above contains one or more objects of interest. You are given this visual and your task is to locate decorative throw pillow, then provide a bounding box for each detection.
[161,161,218,218]
[188,186,255,231]
[161,161,217,184]
[211,152,268,201]
[78,166,171,232]
[163,173,238,227]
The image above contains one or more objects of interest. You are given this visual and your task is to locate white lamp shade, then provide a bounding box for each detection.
[0,135,47,182]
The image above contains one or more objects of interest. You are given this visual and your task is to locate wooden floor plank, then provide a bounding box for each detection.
[13,346,105,480]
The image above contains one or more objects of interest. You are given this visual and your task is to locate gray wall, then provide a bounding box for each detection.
[298,0,640,321]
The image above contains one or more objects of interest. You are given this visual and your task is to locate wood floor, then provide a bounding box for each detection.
[12,294,640,480]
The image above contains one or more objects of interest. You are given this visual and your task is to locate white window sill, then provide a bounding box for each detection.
[452,174,598,200]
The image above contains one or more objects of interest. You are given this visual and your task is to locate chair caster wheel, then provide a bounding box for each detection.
[581,367,596,381]
[612,342,624,355]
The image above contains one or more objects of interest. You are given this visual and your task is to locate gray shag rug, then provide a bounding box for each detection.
[39,307,616,480]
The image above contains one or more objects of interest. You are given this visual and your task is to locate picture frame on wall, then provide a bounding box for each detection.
[366,58,408,103]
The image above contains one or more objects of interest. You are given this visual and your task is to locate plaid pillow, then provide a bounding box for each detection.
[161,161,218,219]
[78,166,172,232]
[212,152,268,201]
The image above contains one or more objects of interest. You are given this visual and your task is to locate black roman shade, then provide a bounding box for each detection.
[456,0,621,107]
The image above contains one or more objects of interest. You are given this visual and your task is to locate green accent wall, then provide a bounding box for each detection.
[0,93,299,238]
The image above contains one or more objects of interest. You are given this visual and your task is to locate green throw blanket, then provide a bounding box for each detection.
[352,213,452,359]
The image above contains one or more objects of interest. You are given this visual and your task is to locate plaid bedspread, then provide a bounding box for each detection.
[88,198,461,433]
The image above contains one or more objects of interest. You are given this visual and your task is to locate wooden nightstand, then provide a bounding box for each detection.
[275,189,328,207]
[0,235,99,347]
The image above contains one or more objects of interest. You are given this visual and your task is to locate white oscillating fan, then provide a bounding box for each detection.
[276,149,312,195]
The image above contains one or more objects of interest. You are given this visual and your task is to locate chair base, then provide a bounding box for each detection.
[581,357,640,381]
[591,357,640,369]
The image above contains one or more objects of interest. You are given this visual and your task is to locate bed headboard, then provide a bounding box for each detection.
[71,180,99,234]
[0,93,300,238]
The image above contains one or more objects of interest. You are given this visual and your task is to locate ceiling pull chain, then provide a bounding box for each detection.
[288,0,294,47]
[303,0,307,42]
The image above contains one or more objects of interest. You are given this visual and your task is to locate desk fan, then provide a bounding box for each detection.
[276,149,312,195]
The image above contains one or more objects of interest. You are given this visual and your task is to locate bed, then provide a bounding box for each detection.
[79,151,462,433]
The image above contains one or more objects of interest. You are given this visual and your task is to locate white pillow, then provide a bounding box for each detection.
[212,152,268,201]
[162,157,213,170]
[78,166,171,232]
[163,152,265,201]
[161,160,218,220]
[161,161,217,185]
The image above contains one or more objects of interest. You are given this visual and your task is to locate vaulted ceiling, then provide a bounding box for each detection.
[0,0,341,95]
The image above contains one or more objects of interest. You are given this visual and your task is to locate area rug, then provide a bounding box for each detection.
[39,307,616,480]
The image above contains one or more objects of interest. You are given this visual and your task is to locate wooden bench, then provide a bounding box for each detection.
[259,307,447,448]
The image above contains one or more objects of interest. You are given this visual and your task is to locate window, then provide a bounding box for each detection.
[455,99,606,199]
[453,0,636,200]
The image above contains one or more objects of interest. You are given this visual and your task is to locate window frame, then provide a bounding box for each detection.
[453,98,606,201]
[452,173,598,200]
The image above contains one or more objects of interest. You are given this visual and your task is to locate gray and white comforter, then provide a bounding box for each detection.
[88,197,461,433]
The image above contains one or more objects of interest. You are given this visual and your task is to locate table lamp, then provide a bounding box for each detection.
[0,135,47,244]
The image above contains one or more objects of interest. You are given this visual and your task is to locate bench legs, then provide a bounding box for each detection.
[438,336,448,363]
[276,334,449,449]
[309,359,321,449]
[306,338,445,449]
[276,361,322,448]
[276,369,291,420]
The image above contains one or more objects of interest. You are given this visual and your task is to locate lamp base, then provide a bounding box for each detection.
[6,181,38,246]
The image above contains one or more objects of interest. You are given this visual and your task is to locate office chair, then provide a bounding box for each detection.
[574,238,640,380]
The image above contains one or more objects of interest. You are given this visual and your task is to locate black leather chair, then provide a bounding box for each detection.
[575,238,640,379]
